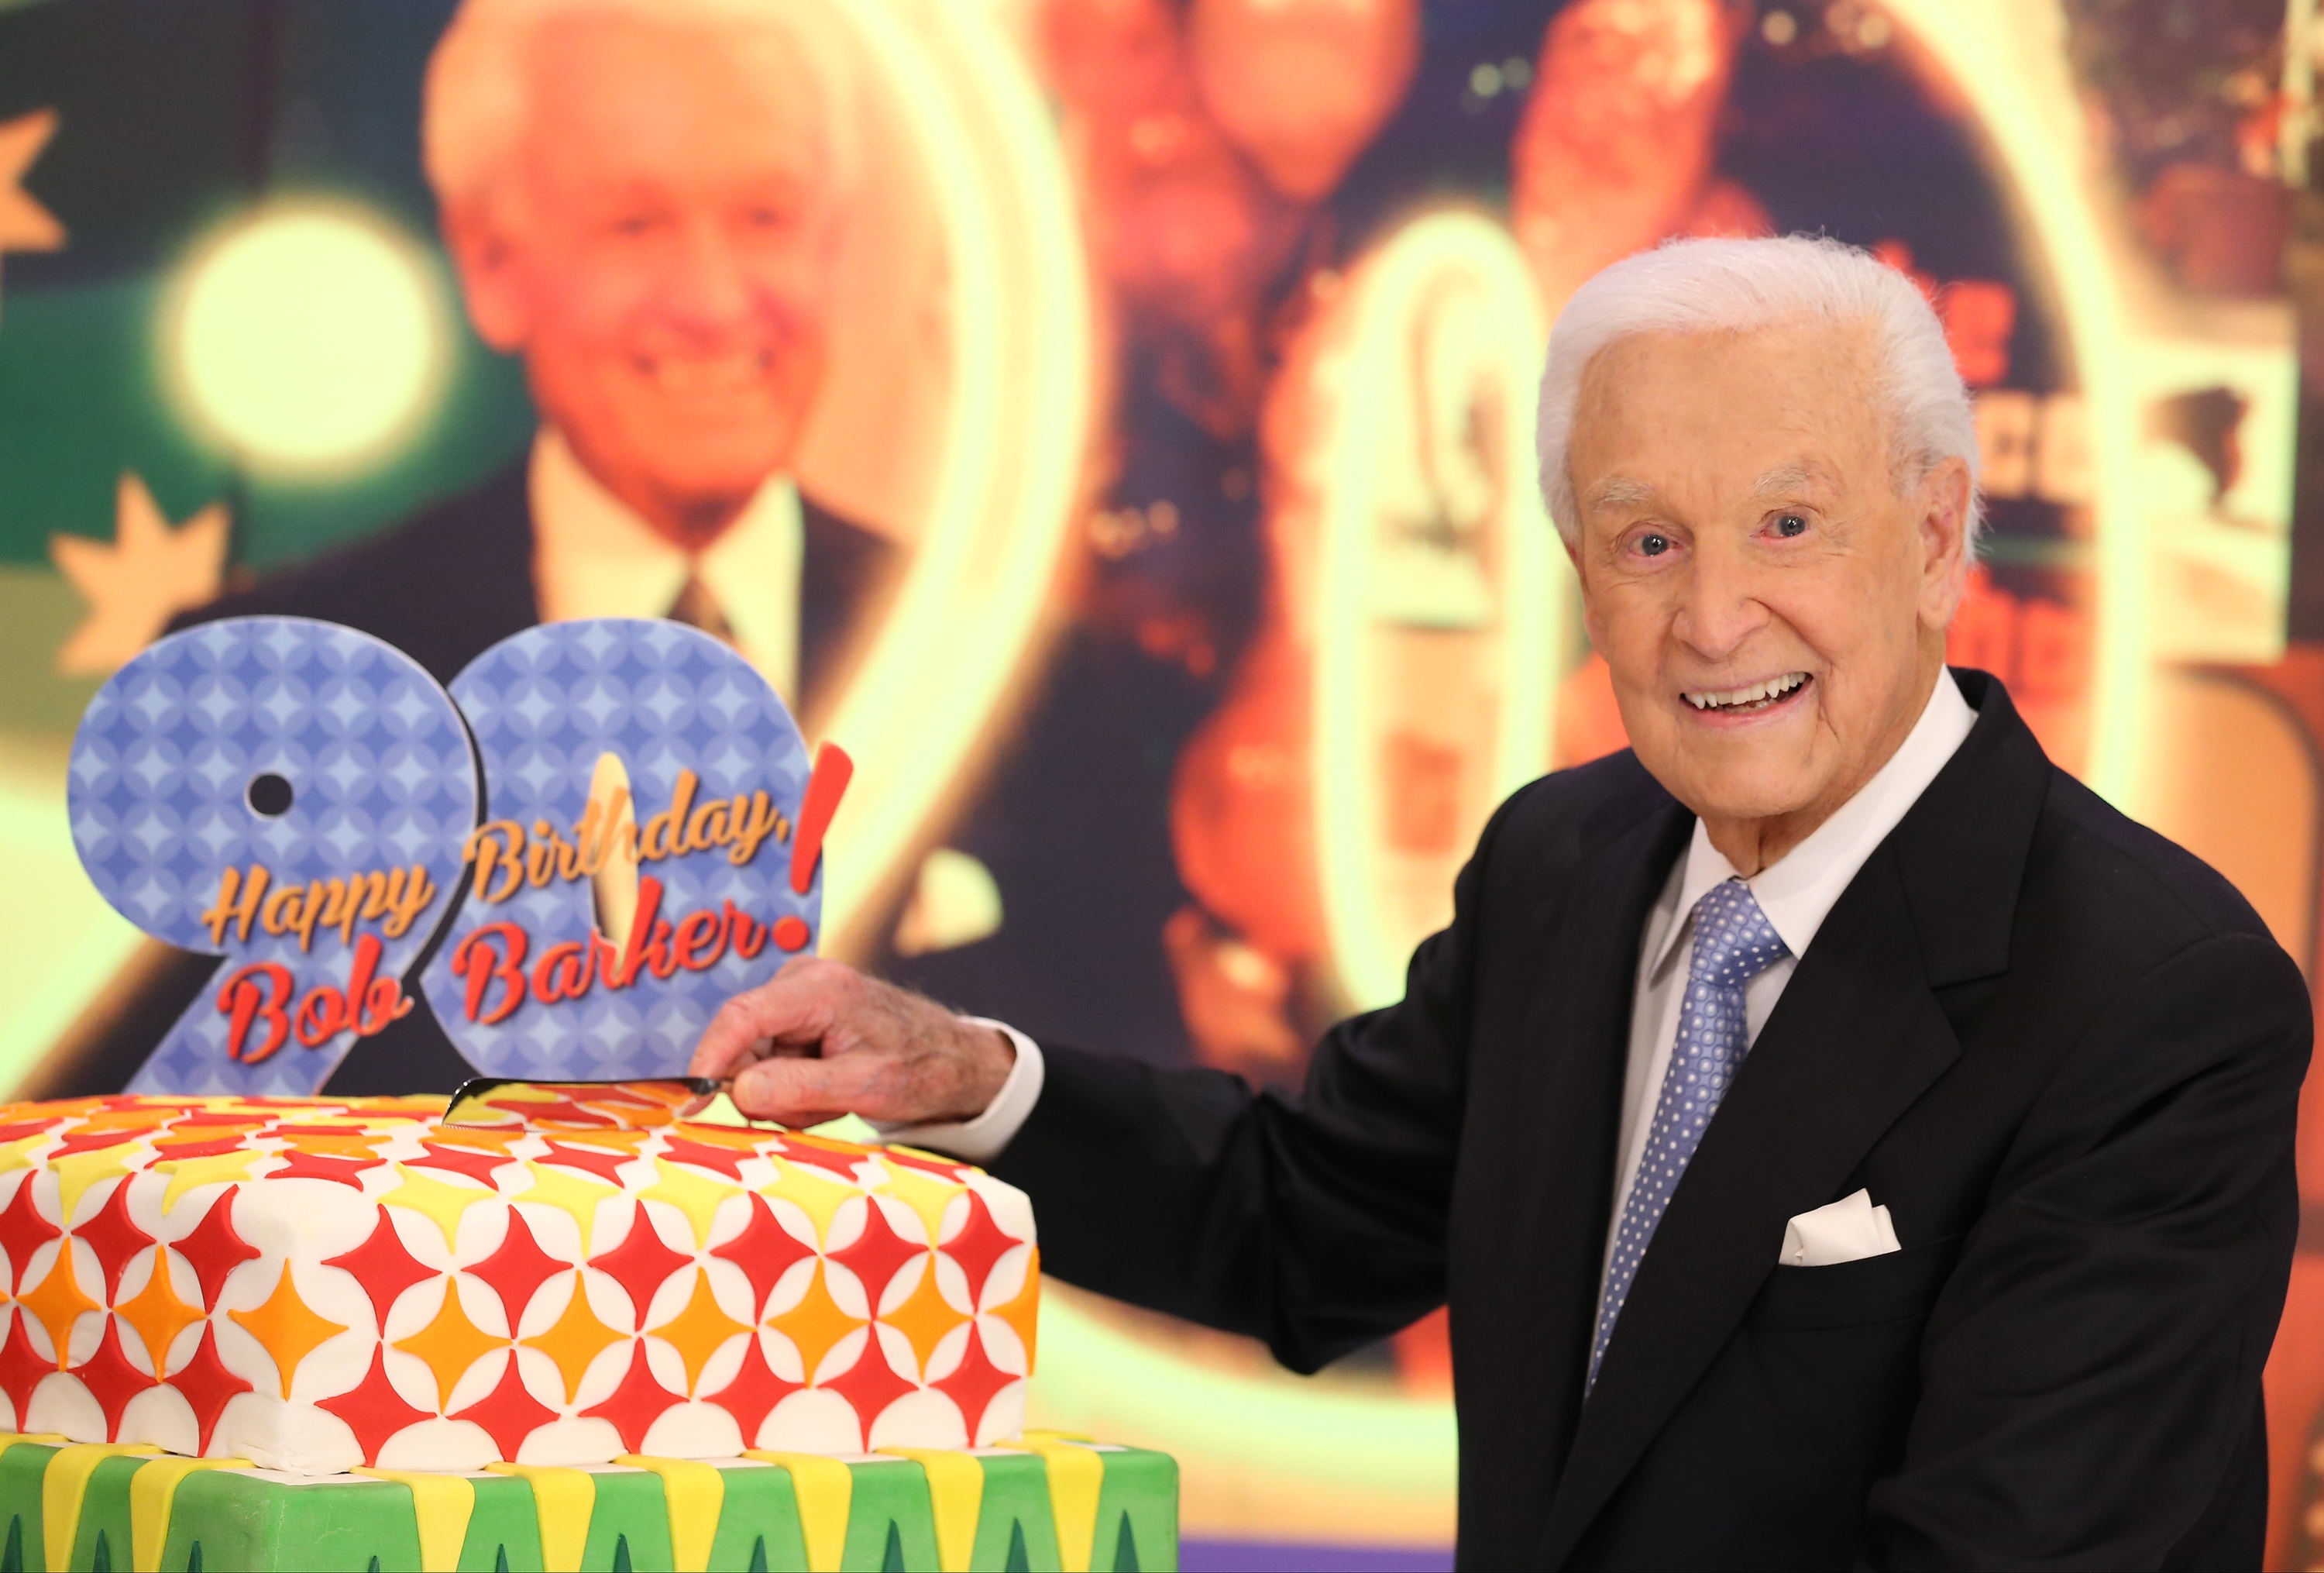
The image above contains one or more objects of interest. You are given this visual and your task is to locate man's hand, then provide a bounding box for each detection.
[689,958,1016,1127]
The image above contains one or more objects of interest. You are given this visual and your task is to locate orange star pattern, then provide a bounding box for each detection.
[393,1282,506,1411]
[229,1265,348,1398]
[519,1272,624,1404]
[649,1268,747,1396]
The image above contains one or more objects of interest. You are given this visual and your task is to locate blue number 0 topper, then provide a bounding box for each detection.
[68,616,480,1095]
[419,618,827,1080]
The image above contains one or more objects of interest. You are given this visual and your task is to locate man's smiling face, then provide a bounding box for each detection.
[446,12,841,549]
[1566,322,1971,864]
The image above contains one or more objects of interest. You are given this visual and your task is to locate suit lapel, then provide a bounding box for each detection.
[798,494,901,728]
[1463,782,1690,1554]
[1535,847,1961,1565]
[1532,669,2047,1566]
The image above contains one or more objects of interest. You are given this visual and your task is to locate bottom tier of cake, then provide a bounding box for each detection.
[0,1431,1174,1571]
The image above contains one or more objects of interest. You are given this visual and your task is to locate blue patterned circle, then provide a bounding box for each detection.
[421,620,817,1079]
[69,617,480,1095]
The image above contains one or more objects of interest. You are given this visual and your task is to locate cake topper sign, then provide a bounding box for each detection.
[67,615,847,1096]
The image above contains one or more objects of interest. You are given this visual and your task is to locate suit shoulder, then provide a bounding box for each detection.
[2031,765,2273,948]
[1494,750,1672,845]
[167,466,534,683]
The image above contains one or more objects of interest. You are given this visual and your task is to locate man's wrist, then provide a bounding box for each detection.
[874,1017,1045,1164]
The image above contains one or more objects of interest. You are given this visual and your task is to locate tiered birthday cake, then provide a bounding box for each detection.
[0,1087,1174,1570]
[43,616,1178,1568]
[0,1088,1035,1468]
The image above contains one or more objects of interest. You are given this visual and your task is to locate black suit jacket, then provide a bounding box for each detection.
[50,460,897,1099]
[993,670,2312,1569]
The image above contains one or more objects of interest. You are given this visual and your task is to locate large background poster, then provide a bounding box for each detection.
[0,0,2315,1564]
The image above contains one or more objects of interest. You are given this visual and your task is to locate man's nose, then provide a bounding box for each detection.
[663,221,755,332]
[1670,538,1769,661]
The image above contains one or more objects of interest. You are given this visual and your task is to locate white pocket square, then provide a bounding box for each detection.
[1779,1189,1901,1267]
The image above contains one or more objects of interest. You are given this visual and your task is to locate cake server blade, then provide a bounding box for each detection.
[442,1075,720,1131]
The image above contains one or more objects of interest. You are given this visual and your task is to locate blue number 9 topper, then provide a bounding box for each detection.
[420,619,822,1079]
[67,617,480,1094]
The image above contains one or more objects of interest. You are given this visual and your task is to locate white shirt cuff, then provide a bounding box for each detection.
[869,1017,1044,1164]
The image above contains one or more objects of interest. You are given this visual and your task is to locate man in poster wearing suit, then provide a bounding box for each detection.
[60,0,897,1096]
[695,236,2312,1566]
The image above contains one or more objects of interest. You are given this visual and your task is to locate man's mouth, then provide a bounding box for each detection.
[1682,672,1811,715]
[639,350,771,395]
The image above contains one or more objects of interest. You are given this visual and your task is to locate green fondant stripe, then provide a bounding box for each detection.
[0,1444,1178,1570]
[841,1462,937,1573]
[67,1456,146,1572]
[456,1475,544,1573]
[576,1471,672,1573]
[0,1444,53,1570]
[1088,1452,1176,1573]
[968,1454,1059,1573]
[705,1466,806,1573]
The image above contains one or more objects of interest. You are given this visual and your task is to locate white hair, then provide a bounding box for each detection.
[421,0,861,212]
[1535,234,1983,551]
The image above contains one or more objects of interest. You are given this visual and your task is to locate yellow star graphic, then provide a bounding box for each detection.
[514,1162,619,1257]
[871,1158,965,1248]
[0,108,64,326]
[761,1160,861,1250]
[51,1142,139,1226]
[151,1147,268,1214]
[51,473,229,676]
[380,1165,494,1253]
[640,1158,741,1252]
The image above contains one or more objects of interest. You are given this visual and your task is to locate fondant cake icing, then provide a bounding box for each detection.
[0,1430,1177,1571]
[0,1093,1040,1474]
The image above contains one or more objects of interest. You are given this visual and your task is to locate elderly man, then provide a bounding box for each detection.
[63,0,896,1097]
[696,236,2309,1567]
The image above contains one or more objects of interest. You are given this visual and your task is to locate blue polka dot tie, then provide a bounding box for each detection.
[1589,876,1789,1389]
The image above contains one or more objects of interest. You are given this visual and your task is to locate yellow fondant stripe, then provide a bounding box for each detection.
[44,1442,160,1572]
[0,1432,66,1456]
[131,1457,249,1573]
[356,1467,477,1573]
[877,1448,982,1573]
[614,1455,724,1573]
[743,1451,852,1573]
[484,1461,595,1573]
[1002,1437,1105,1573]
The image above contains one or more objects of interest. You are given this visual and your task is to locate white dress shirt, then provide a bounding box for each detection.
[528,428,806,704]
[891,671,1978,1177]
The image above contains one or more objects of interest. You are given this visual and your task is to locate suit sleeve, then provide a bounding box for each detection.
[1866,931,2312,1569]
[988,789,1520,1375]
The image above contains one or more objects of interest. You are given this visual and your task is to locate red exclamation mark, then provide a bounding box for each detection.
[790,742,853,896]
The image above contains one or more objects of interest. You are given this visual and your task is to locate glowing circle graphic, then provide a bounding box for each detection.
[168,207,444,470]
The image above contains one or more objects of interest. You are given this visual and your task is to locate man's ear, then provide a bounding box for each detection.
[442,199,531,354]
[1915,454,1974,629]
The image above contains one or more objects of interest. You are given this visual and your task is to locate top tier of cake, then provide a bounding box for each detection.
[0,1091,1038,1474]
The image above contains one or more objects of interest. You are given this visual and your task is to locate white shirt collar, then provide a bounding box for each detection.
[528,428,806,703]
[1648,667,1978,978]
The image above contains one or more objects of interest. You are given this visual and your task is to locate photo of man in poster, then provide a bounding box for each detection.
[56,0,906,1095]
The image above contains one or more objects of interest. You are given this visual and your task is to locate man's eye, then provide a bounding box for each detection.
[1636,532,1671,557]
[1772,513,1808,538]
